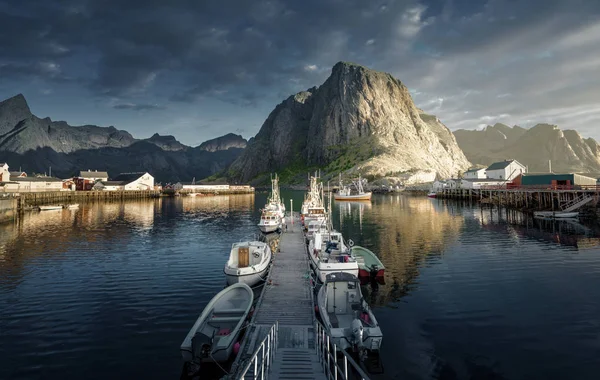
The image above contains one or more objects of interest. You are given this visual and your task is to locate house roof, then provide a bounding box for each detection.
[465,168,486,173]
[10,171,26,176]
[486,160,514,170]
[0,162,7,166]
[10,176,62,182]
[80,170,109,178]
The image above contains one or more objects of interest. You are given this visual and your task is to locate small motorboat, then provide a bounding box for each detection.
[257,210,281,233]
[39,205,63,211]
[308,230,359,283]
[317,272,383,357]
[427,191,437,198]
[224,241,272,287]
[534,211,579,219]
[350,245,385,282]
[181,283,253,364]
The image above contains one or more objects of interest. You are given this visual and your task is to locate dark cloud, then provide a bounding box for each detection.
[1,0,599,139]
[112,103,165,111]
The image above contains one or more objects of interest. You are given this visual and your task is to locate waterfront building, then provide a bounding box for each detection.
[463,167,486,179]
[485,159,527,181]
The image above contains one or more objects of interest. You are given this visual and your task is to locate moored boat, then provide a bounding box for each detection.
[180,283,253,364]
[66,204,79,209]
[317,272,383,356]
[224,241,272,286]
[534,211,579,219]
[334,174,372,201]
[350,245,385,282]
[39,205,62,211]
[308,230,358,282]
[257,210,281,233]
[427,191,437,198]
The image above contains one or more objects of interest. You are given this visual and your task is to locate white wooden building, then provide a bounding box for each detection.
[94,172,154,191]
[0,163,9,182]
[485,160,526,181]
[1,176,64,192]
[432,180,447,192]
[79,170,109,182]
[460,179,507,189]
[463,168,486,179]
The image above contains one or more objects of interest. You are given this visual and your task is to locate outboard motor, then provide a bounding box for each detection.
[351,318,364,348]
[191,332,213,360]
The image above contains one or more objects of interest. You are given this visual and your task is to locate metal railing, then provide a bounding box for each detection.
[238,321,279,380]
[315,320,371,380]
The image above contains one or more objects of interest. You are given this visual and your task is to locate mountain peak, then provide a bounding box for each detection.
[198,133,247,152]
[0,93,33,134]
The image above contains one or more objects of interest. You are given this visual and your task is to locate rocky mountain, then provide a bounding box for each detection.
[229,62,470,183]
[454,124,600,174]
[198,133,247,152]
[0,94,245,182]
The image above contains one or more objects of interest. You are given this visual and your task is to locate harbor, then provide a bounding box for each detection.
[3,187,600,379]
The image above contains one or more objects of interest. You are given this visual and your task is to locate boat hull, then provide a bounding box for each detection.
[225,270,268,287]
[258,223,280,233]
[534,211,579,219]
[334,192,372,201]
[39,206,62,211]
[309,254,359,283]
[180,283,253,363]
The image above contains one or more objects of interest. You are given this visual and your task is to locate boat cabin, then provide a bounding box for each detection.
[313,231,353,263]
[323,272,364,327]
[228,242,265,268]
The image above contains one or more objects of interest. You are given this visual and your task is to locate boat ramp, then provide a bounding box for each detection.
[229,212,370,380]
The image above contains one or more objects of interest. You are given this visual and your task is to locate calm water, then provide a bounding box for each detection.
[1,193,600,380]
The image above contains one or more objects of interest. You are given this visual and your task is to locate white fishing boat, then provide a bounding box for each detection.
[305,220,328,243]
[534,211,579,219]
[224,241,272,287]
[317,272,383,356]
[308,230,359,283]
[180,283,253,364]
[301,174,325,227]
[264,173,286,219]
[257,209,281,233]
[334,174,372,201]
[39,205,62,211]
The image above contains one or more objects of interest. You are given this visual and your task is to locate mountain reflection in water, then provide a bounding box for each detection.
[1,193,600,380]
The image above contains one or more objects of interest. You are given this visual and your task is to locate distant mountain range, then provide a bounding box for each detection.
[229,62,470,183]
[3,66,598,185]
[0,94,246,182]
[454,123,600,174]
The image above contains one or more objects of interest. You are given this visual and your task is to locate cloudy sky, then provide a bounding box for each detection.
[1,0,599,145]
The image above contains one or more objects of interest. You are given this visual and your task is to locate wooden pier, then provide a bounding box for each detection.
[231,213,326,380]
[438,187,599,212]
[15,190,161,210]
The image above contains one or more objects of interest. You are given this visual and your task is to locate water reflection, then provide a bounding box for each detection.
[333,196,464,308]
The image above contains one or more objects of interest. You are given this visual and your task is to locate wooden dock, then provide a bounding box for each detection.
[231,213,326,380]
[15,190,161,209]
[439,187,598,212]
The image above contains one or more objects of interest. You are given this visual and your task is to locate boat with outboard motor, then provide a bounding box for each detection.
[224,241,272,286]
[317,272,383,358]
[350,245,385,282]
[180,283,253,365]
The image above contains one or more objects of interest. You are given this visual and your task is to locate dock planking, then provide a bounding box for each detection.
[232,213,326,379]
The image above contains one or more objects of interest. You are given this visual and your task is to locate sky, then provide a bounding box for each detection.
[1,0,599,146]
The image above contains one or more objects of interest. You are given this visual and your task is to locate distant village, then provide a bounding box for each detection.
[0,162,251,193]
[433,159,600,192]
